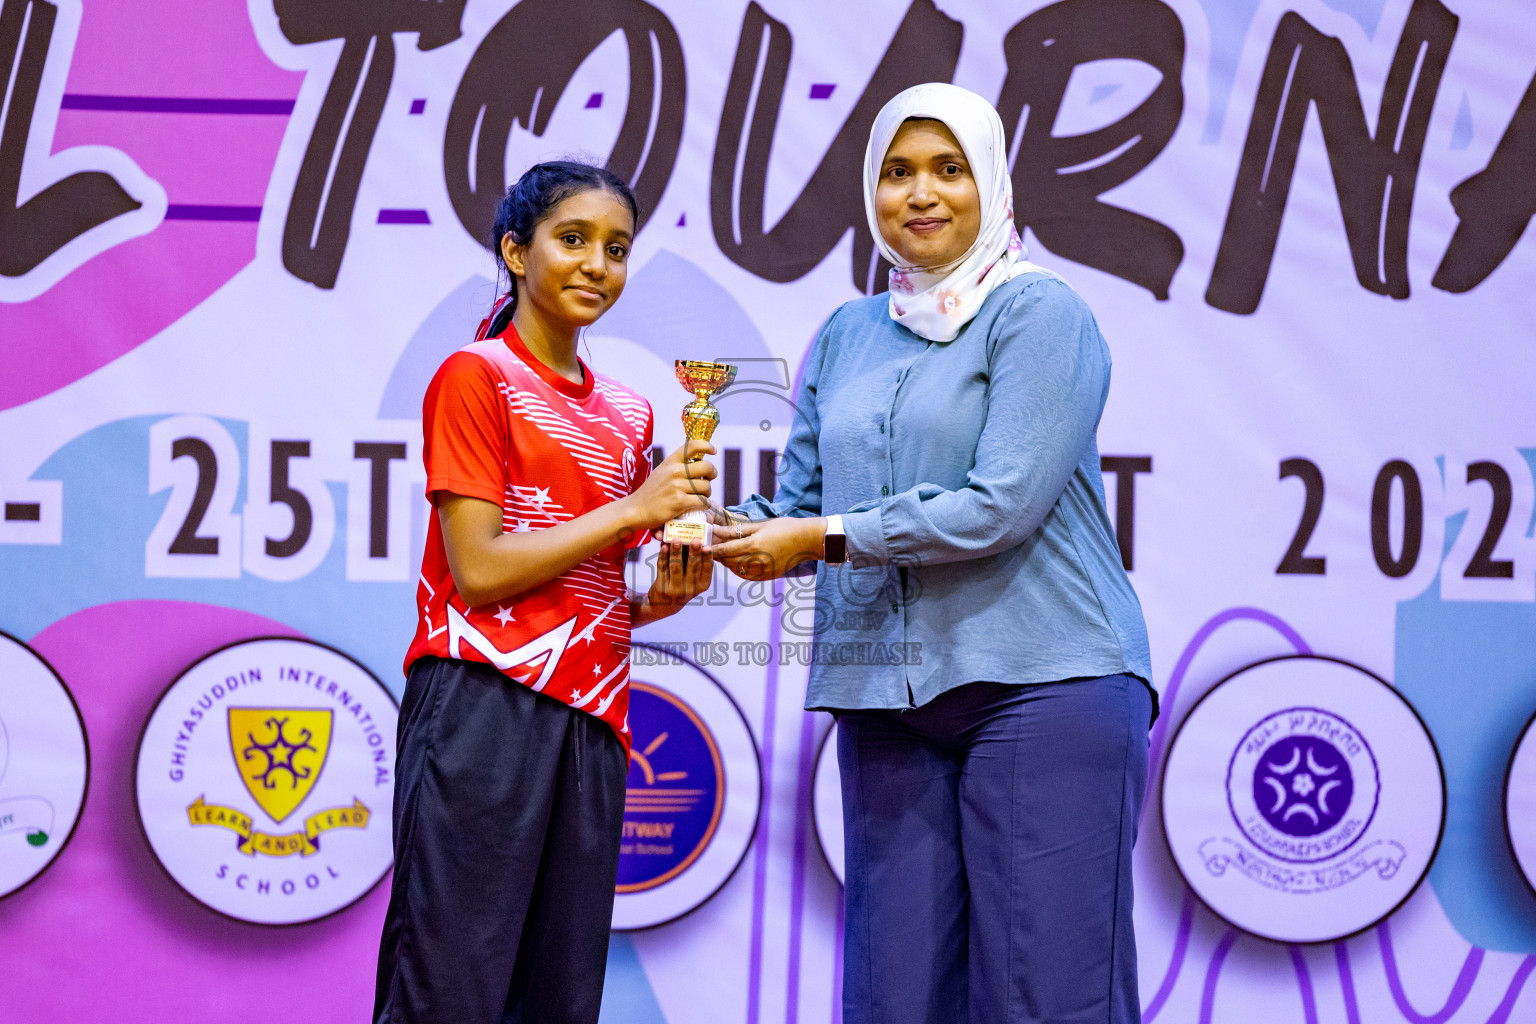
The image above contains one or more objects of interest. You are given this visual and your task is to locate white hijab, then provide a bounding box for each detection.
[863,83,1054,342]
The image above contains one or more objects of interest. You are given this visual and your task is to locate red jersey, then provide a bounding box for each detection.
[404,323,653,751]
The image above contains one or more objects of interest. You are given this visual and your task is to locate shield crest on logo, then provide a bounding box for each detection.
[228,708,333,824]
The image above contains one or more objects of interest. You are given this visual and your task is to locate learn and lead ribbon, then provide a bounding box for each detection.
[187,796,369,857]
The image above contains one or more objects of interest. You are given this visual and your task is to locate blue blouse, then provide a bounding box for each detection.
[732,272,1154,712]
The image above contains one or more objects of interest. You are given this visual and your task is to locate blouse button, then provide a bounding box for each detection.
[891,603,899,614]
[879,423,885,434]
[881,485,889,496]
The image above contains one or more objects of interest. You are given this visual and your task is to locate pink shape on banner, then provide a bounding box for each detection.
[0,4,301,410]
[0,601,387,1022]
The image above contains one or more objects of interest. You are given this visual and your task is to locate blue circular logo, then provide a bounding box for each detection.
[1227,706,1379,863]
[1251,736,1355,837]
[616,682,724,893]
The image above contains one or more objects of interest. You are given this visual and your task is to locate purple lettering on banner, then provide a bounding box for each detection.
[165,205,263,222]
[60,95,295,114]
[377,209,431,225]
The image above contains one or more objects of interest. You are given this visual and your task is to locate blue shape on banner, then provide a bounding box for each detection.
[1089,83,1121,105]
[1450,92,1474,152]
[809,83,835,100]
[598,934,667,1024]
[595,250,775,389]
[0,418,414,695]
[1196,0,1264,143]
[676,212,686,227]
[378,276,497,419]
[409,98,426,115]
[1320,0,1387,37]
[586,92,604,109]
[1395,509,1536,953]
[1198,0,1390,143]
[1523,449,1536,537]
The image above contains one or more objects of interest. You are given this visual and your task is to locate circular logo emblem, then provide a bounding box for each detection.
[1162,656,1443,943]
[1229,709,1378,862]
[1505,709,1536,897]
[622,445,639,488]
[812,721,843,884]
[0,633,89,898]
[135,637,397,925]
[613,644,759,929]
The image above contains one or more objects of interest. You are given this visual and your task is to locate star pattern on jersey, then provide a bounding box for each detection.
[409,346,654,754]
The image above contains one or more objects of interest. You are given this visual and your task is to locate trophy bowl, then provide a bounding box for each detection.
[676,360,738,397]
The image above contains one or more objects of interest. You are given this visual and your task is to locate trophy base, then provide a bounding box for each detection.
[662,511,712,545]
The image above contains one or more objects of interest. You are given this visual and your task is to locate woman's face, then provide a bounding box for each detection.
[502,188,634,333]
[874,118,981,268]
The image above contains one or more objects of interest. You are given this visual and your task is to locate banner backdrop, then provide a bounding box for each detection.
[2,0,1534,1020]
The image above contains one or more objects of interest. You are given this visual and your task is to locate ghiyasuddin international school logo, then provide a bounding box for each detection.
[187,708,367,857]
[1162,656,1444,944]
[0,633,88,899]
[613,645,760,930]
[136,637,397,925]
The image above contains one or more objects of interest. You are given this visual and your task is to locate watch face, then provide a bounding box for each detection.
[824,533,846,562]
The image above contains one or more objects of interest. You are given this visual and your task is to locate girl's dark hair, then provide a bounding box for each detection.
[487,161,640,335]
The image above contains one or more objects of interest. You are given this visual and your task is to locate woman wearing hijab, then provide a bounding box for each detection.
[709,82,1155,1024]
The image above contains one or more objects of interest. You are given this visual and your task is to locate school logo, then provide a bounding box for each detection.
[613,644,760,929]
[1505,709,1536,898]
[135,637,396,925]
[1162,655,1443,943]
[0,633,89,898]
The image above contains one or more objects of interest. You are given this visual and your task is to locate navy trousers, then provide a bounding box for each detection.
[838,675,1151,1024]
[373,657,628,1024]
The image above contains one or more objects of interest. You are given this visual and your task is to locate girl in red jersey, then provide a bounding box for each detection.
[374,162,717,1024]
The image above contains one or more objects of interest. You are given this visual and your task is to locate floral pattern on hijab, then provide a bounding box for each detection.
[863,82,1055,343]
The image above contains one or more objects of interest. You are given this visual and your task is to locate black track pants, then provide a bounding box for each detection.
[374,656,627,1024]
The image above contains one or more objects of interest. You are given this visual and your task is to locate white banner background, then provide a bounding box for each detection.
[1,0,1533,1020]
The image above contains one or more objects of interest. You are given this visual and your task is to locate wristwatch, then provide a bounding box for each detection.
[823,514,847,564]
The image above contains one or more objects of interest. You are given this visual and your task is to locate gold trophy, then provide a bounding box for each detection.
[662,359,736,544]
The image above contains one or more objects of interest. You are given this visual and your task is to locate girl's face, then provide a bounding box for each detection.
[874,118,981,268]
[501,188,635,334]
